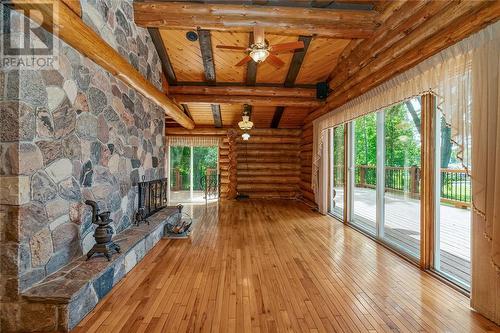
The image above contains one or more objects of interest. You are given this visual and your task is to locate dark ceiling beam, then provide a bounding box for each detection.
[270,106,285,128]
[246,32,257,86]
[211,104,223,128]
[133,2,378,39]
[271,35,312,128]
[197,29,216,84]
[284,35,312,88]
[148,28,177,85]
[181,104,193,120]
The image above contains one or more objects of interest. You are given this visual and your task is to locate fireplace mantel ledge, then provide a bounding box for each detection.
[19,206,178,331]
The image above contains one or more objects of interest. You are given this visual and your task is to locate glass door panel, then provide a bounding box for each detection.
[351,113,377,236]
[169,146,191,204]
[329,126,345,220]
[434,114,471,289]
[382,98,422,259]
[193,146,218,203]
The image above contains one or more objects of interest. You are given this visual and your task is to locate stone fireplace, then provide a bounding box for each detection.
[0,1,170,331]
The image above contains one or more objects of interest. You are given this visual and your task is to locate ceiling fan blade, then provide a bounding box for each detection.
[266,53,285,68]
[235,56,252,67]
[253,26,265,45]
[216,45,247,50]
[269,41,305,53]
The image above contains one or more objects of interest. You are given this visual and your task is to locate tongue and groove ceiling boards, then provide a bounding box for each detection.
[134,0,500,129]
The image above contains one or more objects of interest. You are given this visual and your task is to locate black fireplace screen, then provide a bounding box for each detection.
[138,178,168,217]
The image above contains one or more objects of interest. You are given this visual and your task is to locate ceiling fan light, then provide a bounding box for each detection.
[242,132,250,140]
[249,49,269,63]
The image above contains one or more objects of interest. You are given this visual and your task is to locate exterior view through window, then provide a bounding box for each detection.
[382,98,422,259]
[434,114,471,289]
[351,112,377,236]
[327,96,471,290]
[169,146,218,204]
[328,126,345,220]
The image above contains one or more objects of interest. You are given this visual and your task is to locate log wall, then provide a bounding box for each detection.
[235,129,301,199]
[165,128,302,200]
[300,123,316,207]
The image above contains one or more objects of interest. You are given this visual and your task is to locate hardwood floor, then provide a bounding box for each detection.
[73,200,499,333]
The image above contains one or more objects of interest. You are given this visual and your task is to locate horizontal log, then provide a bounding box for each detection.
[237,169,300,177]
[238,150,300,157]
[171,94,323,108]
[330,1,489,94]
[328,0,442,87]
[304,1,500,124]
[168,86,316,98]
[235,143,300,151]
[302,126,313,137]
[166,128,228,136]
[237,176,300,184]
[301,143,313,151]
[300,181,313,192]
[13,1,194,129]
[237,184,299,192]
[236,137,301,144]
[165,128,301,137]
[242,191,299,199]
[237,163,300,170]
[301,189,316,202]
[134,2,377,38]
[237,156,300,164]
[246,129,302,136]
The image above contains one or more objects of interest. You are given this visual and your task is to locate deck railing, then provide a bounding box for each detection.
[336,165,470,207]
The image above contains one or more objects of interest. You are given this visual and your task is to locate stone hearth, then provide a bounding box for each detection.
[12,207,176,332]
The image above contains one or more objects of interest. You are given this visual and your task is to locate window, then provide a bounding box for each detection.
[350,112,378,236]
[329,94,472,290]
[169,145,218,204]
[434,114,471,289]
[328,126,345,220]
[382,98,422,259]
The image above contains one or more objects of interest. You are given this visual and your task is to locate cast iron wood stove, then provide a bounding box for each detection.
[85,200,120,261]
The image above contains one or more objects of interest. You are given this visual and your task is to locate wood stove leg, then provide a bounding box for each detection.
[86,248,95,260]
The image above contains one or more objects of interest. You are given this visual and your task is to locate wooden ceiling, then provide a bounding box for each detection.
[137,0,500,129]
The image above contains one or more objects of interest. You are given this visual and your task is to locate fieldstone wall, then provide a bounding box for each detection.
[0,1,167,331]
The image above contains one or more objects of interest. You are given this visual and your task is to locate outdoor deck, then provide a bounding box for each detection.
[170,190,218,205]
[333,187,471,287]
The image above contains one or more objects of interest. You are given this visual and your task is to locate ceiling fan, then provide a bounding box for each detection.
[215,27,305,68]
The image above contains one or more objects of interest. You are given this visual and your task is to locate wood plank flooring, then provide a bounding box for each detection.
[73,200,500,333]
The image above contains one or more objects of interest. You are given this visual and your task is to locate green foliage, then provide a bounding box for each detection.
[193,147,218,190]
[354,112,377,166]
[169,146,218,191]
[352,103,421,168]
[384,103,421,167]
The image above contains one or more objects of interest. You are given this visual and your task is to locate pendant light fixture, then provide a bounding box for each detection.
[238,104,253,140]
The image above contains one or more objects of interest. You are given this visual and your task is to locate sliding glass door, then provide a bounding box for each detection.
[350,113,378,236]
[382,98,422,259]
[434,114,471,289]
[169,145,218,204]
[328,126,346,220]
[333,95,471,290]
